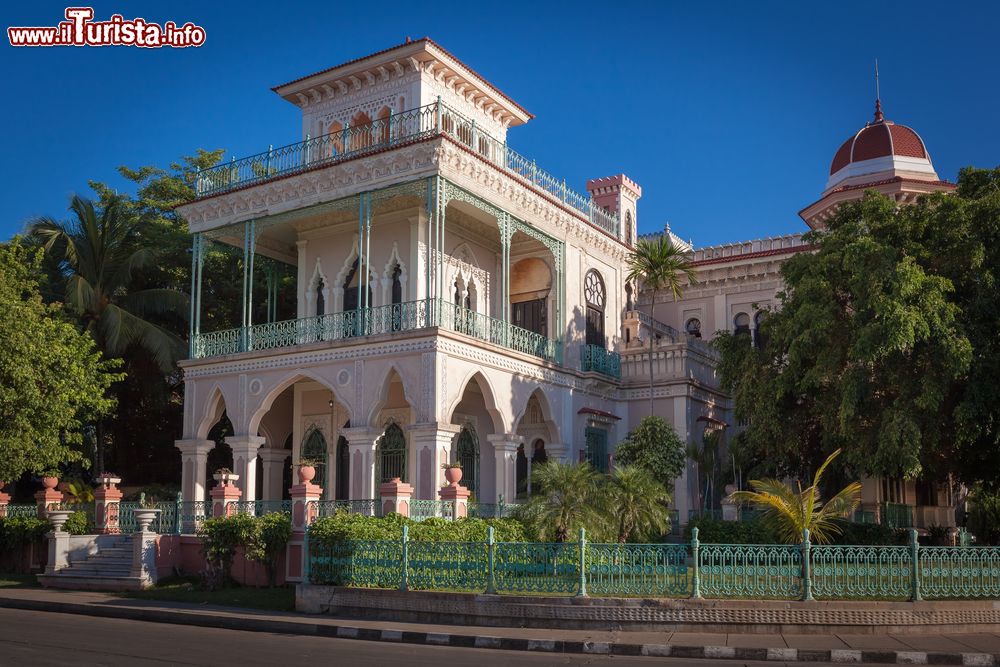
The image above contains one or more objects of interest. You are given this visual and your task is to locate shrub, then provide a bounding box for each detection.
[830,521,906,545]
[0,516,50,573]
[198,513,258,589]
[63,510,91,535]
[967,489,1000,546]
[683,515,780,544]
[308,512,526,548]
[614,416,686,491]
[250,513,292,586]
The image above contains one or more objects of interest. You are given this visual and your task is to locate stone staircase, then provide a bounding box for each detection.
[38,535,149,591]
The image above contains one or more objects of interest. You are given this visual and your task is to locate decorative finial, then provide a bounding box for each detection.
[873,59,884,122]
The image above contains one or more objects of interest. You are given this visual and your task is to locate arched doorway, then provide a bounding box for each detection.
[455,424,479,495]
[516,439,548,498]
[376,422,407,484]
[302,427,328,499]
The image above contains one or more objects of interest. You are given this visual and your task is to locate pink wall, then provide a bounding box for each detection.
[155,535,287,586]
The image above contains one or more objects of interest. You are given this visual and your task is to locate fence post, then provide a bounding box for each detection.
[265,144,273,175]
[303,525,310,584]
[575,527,587,597]
[691,526,702,599]
[486,525,496,594]
[910,528,922,602]
[400,524,409,592]
[174,492,183,535]
[801,528,814,601]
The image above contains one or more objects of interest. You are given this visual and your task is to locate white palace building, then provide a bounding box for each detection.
[174,38,958,530]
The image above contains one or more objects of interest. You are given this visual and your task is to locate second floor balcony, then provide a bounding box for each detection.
[193,297,560,363]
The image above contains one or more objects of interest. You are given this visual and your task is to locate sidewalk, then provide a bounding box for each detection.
[2,587,1000,664]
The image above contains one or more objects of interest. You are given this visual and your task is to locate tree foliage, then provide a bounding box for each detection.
[0,243,120,483]
[606,465,672,543]
[614,416,687,491]
[716,167,1000,486]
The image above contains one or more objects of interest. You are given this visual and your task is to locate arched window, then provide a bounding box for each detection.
[376,106,391,145]
[328,120,344,155]
[466,280,477,311]
[342,258,372,313]
[516,439,548,499]
[753,311,768,348]
[625,281,634,313]
[316,278,326,317]
[584,270,606,348]
[335,435,350,500]
[376,422,407,484]
[686,318,702,338]
[351,111,373,149]
[734,312,751,336]
[302,428,328,499]
[455,424,479,494]
[391,264,403,305]
[625,211,634,246]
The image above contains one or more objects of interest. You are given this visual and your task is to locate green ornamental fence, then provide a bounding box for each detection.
[306,526,1000,601]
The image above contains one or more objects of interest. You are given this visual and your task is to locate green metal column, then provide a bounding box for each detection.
[438,177,445,302]
[240,221,254,352]
[575,527,587,597]
[264,262,274,323]
[691,527,702,598]
[400,524,410,592]
[500,212,510,345]
[910,528,922,601]
[425,178,434,326]
[556,240,565,364]
[188,232,204,357]
[486,525,496,594]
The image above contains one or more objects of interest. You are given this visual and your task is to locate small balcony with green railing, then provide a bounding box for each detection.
[192,100,620,238]
[580,344,621,379]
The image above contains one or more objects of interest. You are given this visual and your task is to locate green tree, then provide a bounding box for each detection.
[626,236,697,416]
[606,465,672,543]
[716,168,1000,485]
[729,449,861,544]
[29,196,190,473]
[0,242,121,483]
[516,462,607,542]
[614,416,686,491]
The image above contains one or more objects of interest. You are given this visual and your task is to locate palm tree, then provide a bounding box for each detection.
[626,236,697,416]
[29,195,189,470]
[607,465,672,543]
[728,448,862,544]
[516,461,606,542]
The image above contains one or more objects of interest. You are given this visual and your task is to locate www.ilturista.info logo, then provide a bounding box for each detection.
[8,7,206,48]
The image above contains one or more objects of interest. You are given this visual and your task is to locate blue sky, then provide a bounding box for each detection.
[1,1,997,247]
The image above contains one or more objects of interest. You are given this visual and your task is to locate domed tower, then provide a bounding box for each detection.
[799,98,955,229]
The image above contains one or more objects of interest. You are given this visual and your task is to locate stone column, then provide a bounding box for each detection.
[175,439,214,503]
[130,529,158,586]
[286,466,323,583]
[35,477,63,519]
[210,476,242,518]
[0,482,10,518]
[44,518,72,575]
[408,423,461,500]
[94,474,123,534]
[380,477,414,517]
[227,435,265,502]
[259,448,289,501]
[341,427,380,500]
[488,434,522,504]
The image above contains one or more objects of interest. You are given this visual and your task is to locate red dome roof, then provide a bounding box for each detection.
[829,101,928,175]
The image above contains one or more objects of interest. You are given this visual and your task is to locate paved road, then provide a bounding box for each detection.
[0,607,889,666]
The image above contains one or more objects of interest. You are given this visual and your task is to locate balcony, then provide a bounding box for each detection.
[191,298,560,363]
[194,101,620,238]
[580,344,621,378]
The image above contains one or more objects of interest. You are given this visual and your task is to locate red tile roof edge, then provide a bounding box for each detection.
[689,244,814,267]
[577,407,621,420]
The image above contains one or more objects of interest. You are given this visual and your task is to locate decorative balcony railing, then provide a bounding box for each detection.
[192,298,561,364]
[580,344,621,378]
[881,502,915,528]
[194,101,620,238]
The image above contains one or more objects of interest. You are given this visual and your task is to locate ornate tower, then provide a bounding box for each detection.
[586,174,642,246]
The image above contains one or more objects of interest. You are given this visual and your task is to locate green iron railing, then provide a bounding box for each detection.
[4,504,39,519]
[307,526,1000,601]
[194,101,620,238]
[408,499,453,521]
[230,500,293,518]
[580,344,621,378]
[193,298,561,364]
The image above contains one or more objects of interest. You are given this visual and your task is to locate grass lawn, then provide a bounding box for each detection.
[123,576,295,612]
[0,573,40,588]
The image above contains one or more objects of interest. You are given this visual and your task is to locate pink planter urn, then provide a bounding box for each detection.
[444,467,463,486]
[298,465,316,483]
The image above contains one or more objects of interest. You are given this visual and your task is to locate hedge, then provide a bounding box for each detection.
[308,512,527,547]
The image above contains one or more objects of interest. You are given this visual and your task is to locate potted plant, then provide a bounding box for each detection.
[212,467,239,485]
[133,494,161,532]
[40,470,60,490]
[46,507,74,532]
[95,472,122,488]
[298,458,318,483]
[441,462,463,486]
